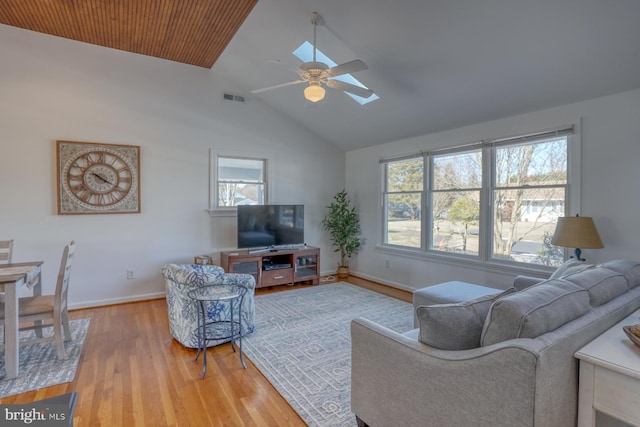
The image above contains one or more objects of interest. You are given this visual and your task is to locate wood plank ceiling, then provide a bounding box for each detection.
[0,0,258,68]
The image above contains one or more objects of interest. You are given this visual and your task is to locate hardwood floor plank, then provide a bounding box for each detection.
[1,276,410,426]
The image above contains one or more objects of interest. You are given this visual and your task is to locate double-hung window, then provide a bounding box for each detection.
[381,126,573,267]
[490,134,568,264]
[431,148,482,255]
[383,157,424,248]
[211,154,267,211]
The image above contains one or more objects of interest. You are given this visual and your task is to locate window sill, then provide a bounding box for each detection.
[205,208,236,218]
[375,244,554,278]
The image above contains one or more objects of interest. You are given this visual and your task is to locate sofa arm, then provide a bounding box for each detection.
[350,318,542,427]
[513,275,545,291]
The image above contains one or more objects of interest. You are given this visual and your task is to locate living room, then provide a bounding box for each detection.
[1,0,640,425]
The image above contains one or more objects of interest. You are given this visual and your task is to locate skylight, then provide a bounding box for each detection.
[293,41,379,105]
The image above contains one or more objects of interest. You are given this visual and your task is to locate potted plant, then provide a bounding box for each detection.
[322,190,362,278]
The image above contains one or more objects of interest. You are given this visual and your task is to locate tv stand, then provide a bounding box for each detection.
[221,246,320,288]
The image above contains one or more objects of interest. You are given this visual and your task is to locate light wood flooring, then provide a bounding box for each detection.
[1,276,411,426]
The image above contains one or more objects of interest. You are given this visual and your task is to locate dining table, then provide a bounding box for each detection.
[0,261,43,379]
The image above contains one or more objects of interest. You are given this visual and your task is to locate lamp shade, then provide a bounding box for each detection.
[304,82,325,103]
[551,216,604,249]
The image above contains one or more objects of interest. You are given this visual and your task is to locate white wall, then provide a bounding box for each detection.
[346,88,640,291]
[0,25,345,308]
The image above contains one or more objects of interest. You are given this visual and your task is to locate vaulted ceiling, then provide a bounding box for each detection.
[2,0,640,151]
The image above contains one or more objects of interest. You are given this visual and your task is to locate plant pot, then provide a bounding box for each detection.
[337,266,349,279]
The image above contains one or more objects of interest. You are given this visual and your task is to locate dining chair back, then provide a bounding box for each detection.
[0,240,76,359]
[0,239,14,264]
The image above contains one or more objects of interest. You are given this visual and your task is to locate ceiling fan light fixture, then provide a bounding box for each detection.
[304,81,325,102]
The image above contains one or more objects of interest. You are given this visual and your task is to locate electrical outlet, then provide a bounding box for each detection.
[127,269,135,280]
[385,260,390,268]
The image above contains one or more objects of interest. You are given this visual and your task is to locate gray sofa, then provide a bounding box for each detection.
[351,259,640,427]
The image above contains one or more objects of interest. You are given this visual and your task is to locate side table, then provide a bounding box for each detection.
[575,309,640,426]
[188,284,247,379]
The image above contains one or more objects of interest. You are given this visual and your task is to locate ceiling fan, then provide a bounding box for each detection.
[251,12,374,103]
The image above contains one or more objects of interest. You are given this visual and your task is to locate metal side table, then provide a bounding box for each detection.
[188,284,247,379]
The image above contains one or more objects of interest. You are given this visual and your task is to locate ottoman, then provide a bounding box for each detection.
[412,281,502,327]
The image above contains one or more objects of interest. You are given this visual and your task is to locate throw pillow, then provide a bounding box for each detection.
[480,279,590,346]
[417,287,515,350]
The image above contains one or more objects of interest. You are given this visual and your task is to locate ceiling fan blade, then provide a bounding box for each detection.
[322,59,368,78]
[325,80,374,98]
[251,80,306,94]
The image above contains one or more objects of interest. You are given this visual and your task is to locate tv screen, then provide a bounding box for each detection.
[237,205,304,249]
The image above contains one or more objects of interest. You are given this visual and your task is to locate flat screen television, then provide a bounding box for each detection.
[237,204,304,249]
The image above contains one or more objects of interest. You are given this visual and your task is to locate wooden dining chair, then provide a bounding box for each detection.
[0,239,13,264]
[0,240,75,359]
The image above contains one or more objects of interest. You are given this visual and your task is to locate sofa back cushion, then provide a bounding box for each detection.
[549,259,593,279]
[561,267,628,306]
[481,280,590,346]
[598,259,640,289]
[417,288,515,350]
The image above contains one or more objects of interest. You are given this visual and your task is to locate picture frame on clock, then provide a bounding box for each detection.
[56,140,141,215]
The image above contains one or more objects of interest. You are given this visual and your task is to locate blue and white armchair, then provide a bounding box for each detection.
[161,264,256,348]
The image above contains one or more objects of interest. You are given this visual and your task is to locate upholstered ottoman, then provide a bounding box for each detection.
[413,281,502,327]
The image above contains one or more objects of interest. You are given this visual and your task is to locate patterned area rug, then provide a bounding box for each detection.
[0,318,90,398]
[244,283,414,427]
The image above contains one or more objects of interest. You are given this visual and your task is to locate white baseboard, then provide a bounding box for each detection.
[67,271,412,311]
[68,291,166,310]
[348,270,416,293]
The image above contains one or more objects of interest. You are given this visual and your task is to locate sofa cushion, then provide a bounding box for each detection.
[562,267,628,306]
[550,259,593,279]
[480,280,590,346]
[598,259,640,289]
[417,287,515,350]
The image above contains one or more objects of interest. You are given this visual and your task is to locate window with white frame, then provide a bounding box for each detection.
[383,157,424,248]
[381,127,573,267]
[431,149,482,255]
[211,155,267,210]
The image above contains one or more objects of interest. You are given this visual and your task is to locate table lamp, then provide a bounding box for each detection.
[551,214,604,261]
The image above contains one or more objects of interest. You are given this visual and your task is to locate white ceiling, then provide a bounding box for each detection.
[215,0,640,151]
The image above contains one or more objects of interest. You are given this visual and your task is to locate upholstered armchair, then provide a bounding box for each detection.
[161,264,256,348]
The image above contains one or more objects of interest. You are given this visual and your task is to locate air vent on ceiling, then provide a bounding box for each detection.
[223,93,245,103]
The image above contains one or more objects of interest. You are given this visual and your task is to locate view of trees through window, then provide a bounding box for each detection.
[216,156,266,207]
[383,135,568,266]
[432,150,482,255]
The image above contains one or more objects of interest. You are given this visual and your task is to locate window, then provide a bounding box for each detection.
[211,154,267,210]
[381,127,573,267]
[491,136,567,265]
[431,149,482,255]
[383,157,423,248]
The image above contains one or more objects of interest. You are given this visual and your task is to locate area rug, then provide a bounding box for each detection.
[243,283,414,427]
[0,318,90,398]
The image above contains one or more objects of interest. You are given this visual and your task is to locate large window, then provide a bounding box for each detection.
[382,127,573,267]
[210,154,267,211]
[431,149,482,255]
[491,136,567,265]
[383,157,423,248]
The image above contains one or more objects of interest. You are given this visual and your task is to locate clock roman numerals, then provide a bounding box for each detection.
[58,141,140,214]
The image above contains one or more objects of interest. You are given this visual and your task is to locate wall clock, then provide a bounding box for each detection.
[56,140,140,214]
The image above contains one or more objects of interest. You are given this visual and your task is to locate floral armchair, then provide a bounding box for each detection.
[161,264,256,348]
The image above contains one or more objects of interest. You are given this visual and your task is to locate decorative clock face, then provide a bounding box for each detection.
[57,141,140,214]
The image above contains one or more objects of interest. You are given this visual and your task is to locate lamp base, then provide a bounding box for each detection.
[570,247,585,262]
